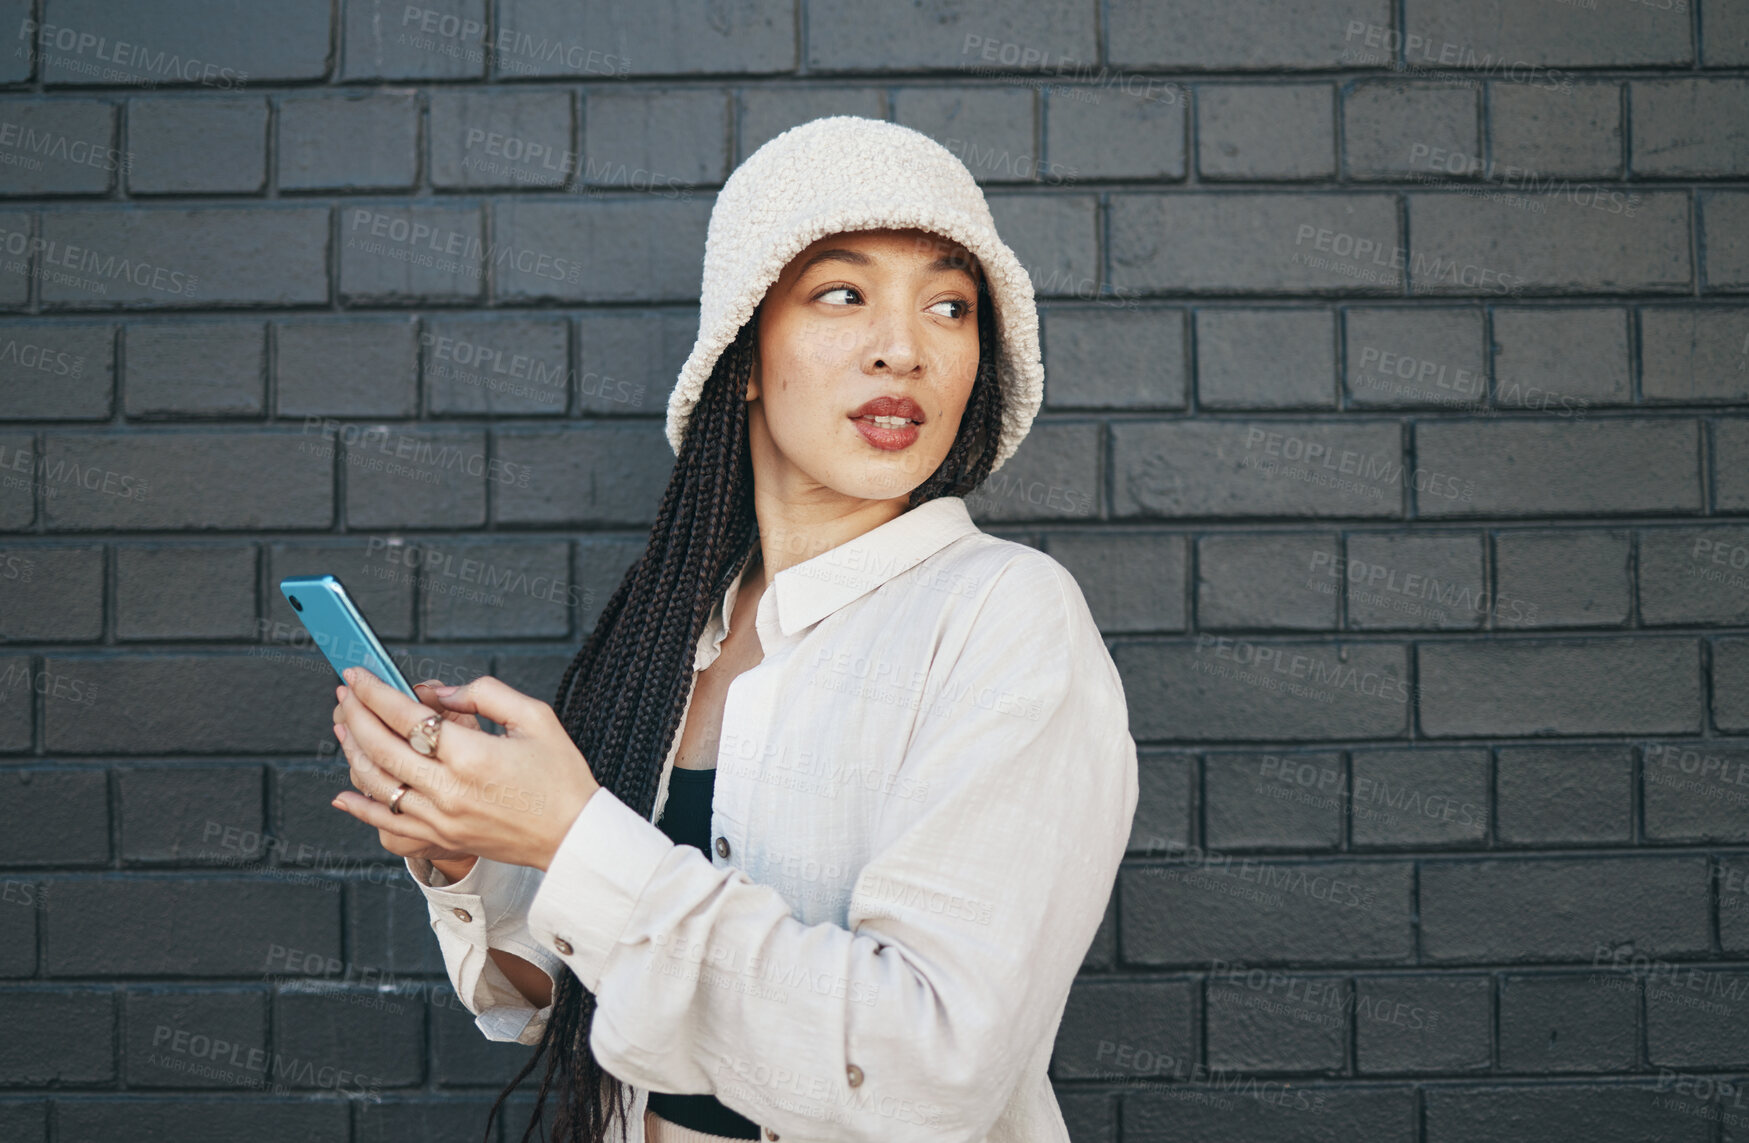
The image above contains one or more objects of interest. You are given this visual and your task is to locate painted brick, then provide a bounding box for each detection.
[1041,307,1186,409]
[278,93,420,191]
[1112,420,1406,519]
[1402,0,1694,67]
[1632,80,1749,177]
[1194,309,1337,409]
[1344,80,1480,181]
[1417,637,1702,737]
[1412,420,1702,518]
[1493,530,1632,628]
[0,322,114,420]
[126,97,268,194]
[1111,193,1402,294]
[429,89,574,190]
[1641,308,1749,403]
[39,207,330,308]
[1704,192,1749,289]
[1196,85,1335,181]
[1490,307,1632,409]
[1041,532,1187,633]
[0,99,118,196]
[1108,0,1395,70]
[123,321,266,417]
[342,0,487,81]
[1344,307,1486,409]
[1495,746,1635,845]
[1196,532,1340,630]
[36,0,332,85]
[1342,532,1485,630]
[1406,192,1691,295]
[1489,82,1622,179]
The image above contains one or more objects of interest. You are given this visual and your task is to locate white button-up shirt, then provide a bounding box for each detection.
[406,493,1139,1143]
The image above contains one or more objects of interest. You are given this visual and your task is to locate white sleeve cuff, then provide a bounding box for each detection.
[526,785,678,994]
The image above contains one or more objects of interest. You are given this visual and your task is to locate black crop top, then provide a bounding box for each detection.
[645,766,763,1140]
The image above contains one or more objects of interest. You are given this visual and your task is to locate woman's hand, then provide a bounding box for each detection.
[328,667,600,872]
[338,680,481,867]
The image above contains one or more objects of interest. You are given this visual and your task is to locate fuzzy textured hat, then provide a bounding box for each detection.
[663,115,1043,475]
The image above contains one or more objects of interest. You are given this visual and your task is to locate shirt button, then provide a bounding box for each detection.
[554,937,574,955]
[452,908,472,924]
[715,837,730,858]
[846,1064,863,1087]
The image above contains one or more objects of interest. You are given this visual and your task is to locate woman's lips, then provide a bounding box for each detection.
[851,415,921,450]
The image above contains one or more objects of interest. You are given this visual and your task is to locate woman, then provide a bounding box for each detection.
[328,115,1138,1143]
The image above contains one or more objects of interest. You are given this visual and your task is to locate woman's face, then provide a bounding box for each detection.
[744,227,984,506]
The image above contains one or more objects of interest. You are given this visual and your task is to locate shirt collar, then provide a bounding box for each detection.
[716,495,983,647]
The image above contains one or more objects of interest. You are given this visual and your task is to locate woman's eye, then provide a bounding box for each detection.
[818,286,860,305]
[929,299,970,319]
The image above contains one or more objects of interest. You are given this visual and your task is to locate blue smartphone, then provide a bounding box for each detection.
[276,574,420,701]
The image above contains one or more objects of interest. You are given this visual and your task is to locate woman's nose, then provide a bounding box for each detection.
[864,310,923,375]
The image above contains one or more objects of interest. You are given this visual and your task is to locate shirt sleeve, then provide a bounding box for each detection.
[405,853,565,1046]
[523,554,1140,1143]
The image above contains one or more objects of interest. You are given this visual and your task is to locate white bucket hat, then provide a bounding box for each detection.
[663,115,1044,475]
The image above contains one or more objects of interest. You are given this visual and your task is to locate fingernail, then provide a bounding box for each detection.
[432,684,458,695]
[330,797,345,810]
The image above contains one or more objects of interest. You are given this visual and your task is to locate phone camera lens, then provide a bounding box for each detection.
[289,595,303,612]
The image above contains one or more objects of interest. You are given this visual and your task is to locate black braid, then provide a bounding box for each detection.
[482,273,1007,1143]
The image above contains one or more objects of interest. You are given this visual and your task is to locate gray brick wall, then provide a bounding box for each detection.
[0,2,1744,1141]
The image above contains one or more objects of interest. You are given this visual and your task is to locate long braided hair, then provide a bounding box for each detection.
[482,263,1008,1143]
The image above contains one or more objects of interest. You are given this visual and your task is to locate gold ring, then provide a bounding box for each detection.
[408,713,442,757]
[388,783,412,815]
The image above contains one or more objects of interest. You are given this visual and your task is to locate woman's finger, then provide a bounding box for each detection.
[345,666,473,742]
[339,693,452,804]
[345,665,493,761]
[417,675,541,734]
[331,789,455,847]
[338,724,409,806]
[412,681,483,733]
